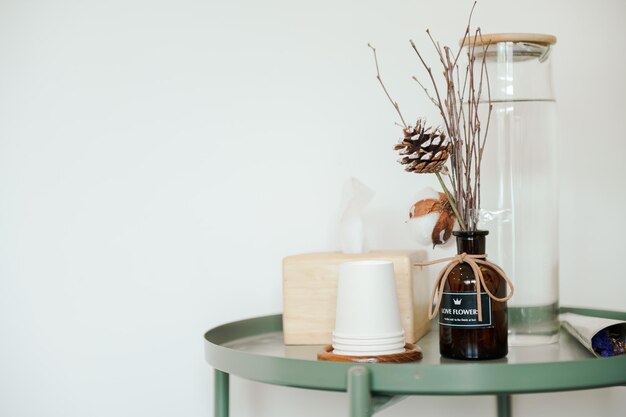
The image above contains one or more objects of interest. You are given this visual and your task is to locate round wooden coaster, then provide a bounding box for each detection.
[317,343,422,363]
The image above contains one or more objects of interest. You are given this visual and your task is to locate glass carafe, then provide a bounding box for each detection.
[473,33,559,345]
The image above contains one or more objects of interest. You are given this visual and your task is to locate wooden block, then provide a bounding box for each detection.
[282,251,431,345]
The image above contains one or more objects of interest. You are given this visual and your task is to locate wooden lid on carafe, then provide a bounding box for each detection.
[461,33,557,47]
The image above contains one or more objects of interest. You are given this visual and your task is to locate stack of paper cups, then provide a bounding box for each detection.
[332,260,406,356]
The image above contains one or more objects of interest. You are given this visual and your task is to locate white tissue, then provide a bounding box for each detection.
[338,178,374,254]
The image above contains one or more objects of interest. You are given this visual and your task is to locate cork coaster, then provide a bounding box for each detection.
[317,343,422,363]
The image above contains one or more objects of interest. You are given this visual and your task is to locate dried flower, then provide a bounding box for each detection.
[409,192,456,246]
[592,327,626,357]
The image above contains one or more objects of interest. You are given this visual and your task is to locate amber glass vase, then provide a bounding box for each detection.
[439,230,508,360]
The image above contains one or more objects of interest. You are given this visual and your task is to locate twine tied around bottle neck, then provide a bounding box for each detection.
[416,253,515,322]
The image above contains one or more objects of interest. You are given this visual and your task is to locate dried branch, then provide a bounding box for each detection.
[412,76,439,107]
[409,39,451,137]
[368,43,408,128]
[454,1,478,66]
[408,2,491,230]
[370,1,491,231]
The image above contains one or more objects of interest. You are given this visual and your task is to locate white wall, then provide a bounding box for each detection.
[0,0,624,416]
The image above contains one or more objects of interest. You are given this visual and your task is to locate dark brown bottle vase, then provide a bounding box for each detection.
[439,230,508,360]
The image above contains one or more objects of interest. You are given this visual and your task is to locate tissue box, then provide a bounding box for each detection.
[282,251,431,345]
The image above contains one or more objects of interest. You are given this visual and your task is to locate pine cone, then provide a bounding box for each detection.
[394,120,450,174]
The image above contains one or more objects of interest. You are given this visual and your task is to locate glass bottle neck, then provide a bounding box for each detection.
[454,231,488,255]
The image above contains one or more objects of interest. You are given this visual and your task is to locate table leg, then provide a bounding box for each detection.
[348,366,371,417]
[214,369,229,417]
[497,394,512,417]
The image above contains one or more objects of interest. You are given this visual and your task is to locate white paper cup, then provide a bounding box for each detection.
[333,342,403,352]
[332,260,405,356]
[332,331,405,346]
[332,330,405,341]
[332,333,406,356]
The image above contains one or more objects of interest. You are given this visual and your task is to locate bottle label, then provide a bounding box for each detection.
[439,291,493,328]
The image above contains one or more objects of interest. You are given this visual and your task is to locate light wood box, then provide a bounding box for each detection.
[282,251,430,345]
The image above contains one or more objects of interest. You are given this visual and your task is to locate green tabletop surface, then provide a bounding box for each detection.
[204,307,626,396]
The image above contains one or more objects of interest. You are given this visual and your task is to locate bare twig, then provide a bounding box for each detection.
[371,2,491,231]
[412,76,439,107]
[368,43,408,128]
[454,1,478,66]
[409,39,451,136]
[409,2,491,230]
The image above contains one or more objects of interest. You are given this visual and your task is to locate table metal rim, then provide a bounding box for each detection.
[204,307,626,395]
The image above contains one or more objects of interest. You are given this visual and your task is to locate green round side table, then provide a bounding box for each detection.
[204,307,626,417]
